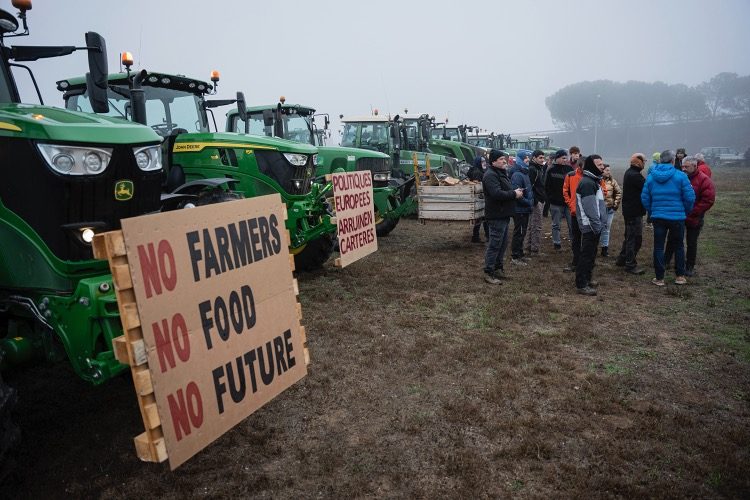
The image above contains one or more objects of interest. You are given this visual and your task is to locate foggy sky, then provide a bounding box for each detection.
[8,0,750,136]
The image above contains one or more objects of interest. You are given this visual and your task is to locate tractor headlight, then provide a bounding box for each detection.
[373,173,391,182]
[283,153,308,166]
[37,144,113,175]
[84,152,104,172]
[313,154,320,166]
[132,145,163,171]
[81,228,96,243]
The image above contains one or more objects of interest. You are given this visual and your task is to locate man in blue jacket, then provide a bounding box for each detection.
[641,150,696,286]
[482,149,524,284]
[509,150,534,265]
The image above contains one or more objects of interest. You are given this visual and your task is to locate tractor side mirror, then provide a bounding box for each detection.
[84,32,109,114]
[236,91,249,134]
[420,121,430,142]
[390,123,401,147]
[262,109,274,127]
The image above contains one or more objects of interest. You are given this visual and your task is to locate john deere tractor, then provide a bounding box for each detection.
[0,0,165,407]
[57,63,337,270]
[340,112,459,213]
[226,100,409,236]
[429,122,482,162]
[466,130,506,153]
[506,135,555,158]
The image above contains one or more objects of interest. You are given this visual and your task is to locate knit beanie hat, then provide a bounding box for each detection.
[488,149,509,164]
[516,150,532,161]
[553,149,568,160]
[652,152,660,163]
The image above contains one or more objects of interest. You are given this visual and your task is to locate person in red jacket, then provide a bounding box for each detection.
[695,153,713,178]
[665,156,715,276]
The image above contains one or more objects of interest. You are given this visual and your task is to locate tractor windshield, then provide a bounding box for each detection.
[237,109,314,144]
[341,123,357,147]
[469,136,492,148]
[431,128,461,141]
[67,86,207,137]
[358,123,389,153]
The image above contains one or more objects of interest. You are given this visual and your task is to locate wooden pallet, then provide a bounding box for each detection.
[417,184,484,223]
[92,226,307,464]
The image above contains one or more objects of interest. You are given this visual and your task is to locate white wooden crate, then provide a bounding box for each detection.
[418,184,484,222]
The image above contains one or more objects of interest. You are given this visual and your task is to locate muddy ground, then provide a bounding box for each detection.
[3,165,749,499]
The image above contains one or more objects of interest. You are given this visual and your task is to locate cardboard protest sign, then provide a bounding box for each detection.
[118,194,307,469]
[331,171,377,267]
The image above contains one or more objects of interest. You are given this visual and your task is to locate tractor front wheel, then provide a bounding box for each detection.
[293,233,335,271]
[375,212,399,237]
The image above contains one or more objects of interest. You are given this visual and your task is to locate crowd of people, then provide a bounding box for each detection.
[472,146,716,296]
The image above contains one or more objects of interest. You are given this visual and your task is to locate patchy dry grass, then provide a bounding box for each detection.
[3,166,749,499]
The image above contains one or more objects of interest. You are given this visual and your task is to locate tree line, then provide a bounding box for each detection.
[545,73,750,132]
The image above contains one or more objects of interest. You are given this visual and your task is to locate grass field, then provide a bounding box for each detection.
[3,165,749,498]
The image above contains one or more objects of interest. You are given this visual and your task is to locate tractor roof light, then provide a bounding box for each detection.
[12,0,32,12]
[279,96,286,104]
[210,70,220,83]
[121,51,134,70]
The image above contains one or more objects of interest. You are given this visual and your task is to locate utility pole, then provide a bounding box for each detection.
[594,94,600,153]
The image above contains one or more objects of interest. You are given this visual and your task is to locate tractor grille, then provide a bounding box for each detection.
[0,138,163,262]
[356,157,390,187]
[356,157,390,174]
[254,150,314,195]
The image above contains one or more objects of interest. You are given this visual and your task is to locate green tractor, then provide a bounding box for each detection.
[506,135,556,158]
[225,99,408,236]
[340,112,460,212]
[429,122,483,162]
[0,0,164,397]
[466,130,506,154]
[57,64,337,270]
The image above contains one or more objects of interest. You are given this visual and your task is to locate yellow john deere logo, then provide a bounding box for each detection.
[114,180,134,201]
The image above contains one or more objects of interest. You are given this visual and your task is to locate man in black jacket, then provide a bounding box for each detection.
[616,153,647,274]
[482,149,524,284]
[544,149,573,250]
[575,155,608,296]
[525,150,547,254]
[468,156,489,243]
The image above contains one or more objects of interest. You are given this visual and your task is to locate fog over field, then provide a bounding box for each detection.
[11,0,750,135]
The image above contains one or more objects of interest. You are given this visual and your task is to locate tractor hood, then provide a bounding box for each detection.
[173,131,318,154]
[318,145,389,159]
[0,104,161,144]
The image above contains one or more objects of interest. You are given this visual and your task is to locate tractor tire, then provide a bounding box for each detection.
[0,361,20,486]
[194,188,243,206]
[376,215,399,237]
[293,233,335,271]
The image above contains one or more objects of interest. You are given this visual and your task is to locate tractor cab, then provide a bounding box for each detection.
[57,65,253,207]
[430,124,475,144]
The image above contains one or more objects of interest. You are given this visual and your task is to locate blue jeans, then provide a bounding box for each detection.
[484,218,510,274]
[549,204,572,245]
[652,219,685,279]
[600,208,615,248]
